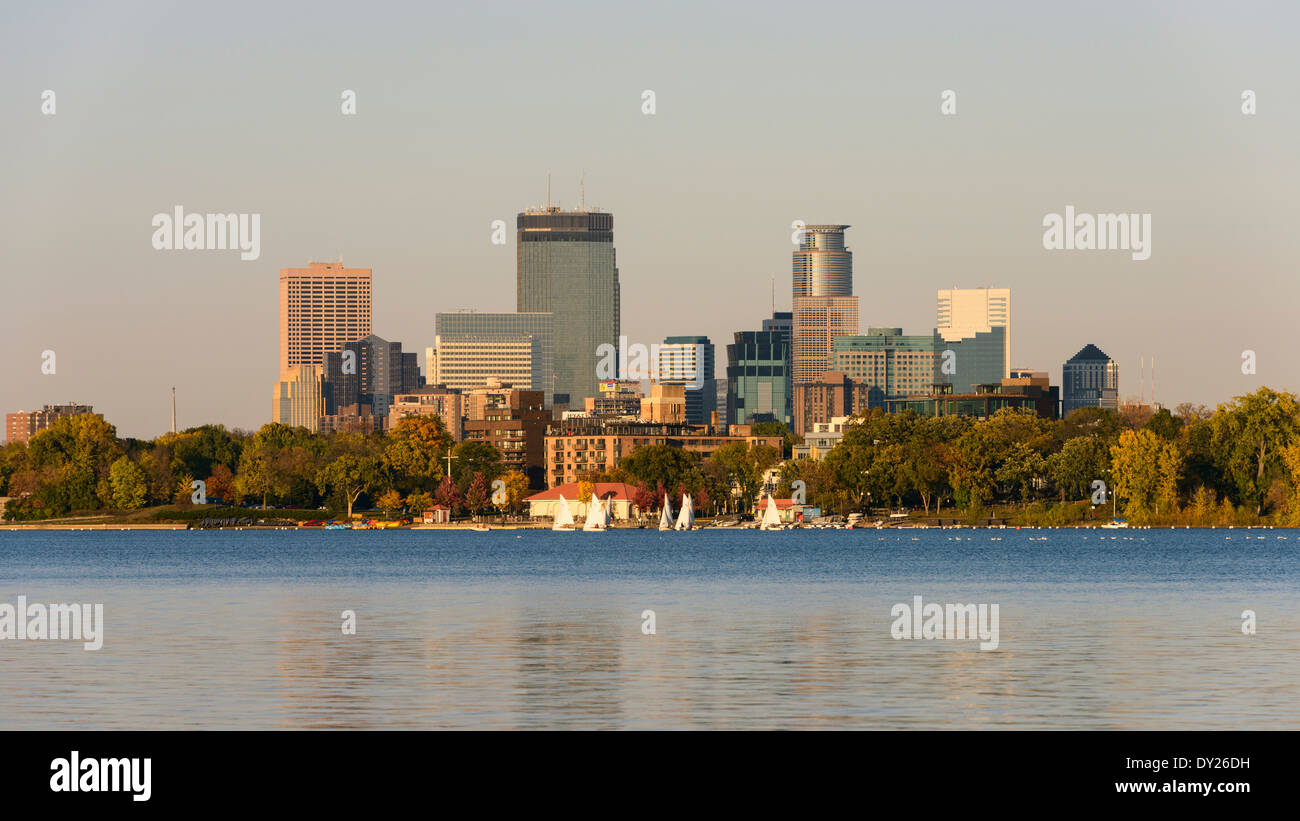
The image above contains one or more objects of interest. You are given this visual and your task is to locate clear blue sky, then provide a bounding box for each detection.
[2,0,1297,438]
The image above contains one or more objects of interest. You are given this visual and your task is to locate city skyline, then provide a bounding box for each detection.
[3,1,1297,439]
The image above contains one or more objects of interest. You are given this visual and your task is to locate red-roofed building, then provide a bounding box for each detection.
[525,482,637,521]
[422,505,452,524]
[755,497,811,523]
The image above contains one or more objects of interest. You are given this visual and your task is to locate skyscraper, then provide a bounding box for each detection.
[272,365,325,432]
[659,335,716,425]
[726,330,792,427]
[279,262,373,373]
[516,206,619,405]
[792,225,859,388]
[323,334,422,422]
[937,287,1011,378]
[1062,344,1120,415]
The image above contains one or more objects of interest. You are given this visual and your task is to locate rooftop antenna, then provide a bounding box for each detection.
[171,387,176,434]
[1152,356,1156,408]
[546,171,551,209]
[770,273,775,318]
[1139,356,1144,405]
[581,169,585,210]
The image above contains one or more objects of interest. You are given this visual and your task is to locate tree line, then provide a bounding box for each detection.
[4,387,1299,526]
[0,415,529,521]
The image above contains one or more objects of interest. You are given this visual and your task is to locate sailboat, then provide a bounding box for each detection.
[552,495,575,531]
[658,493,674,531]
[583,497,608,532]
[759,494,783,531]
[674,494,694,531]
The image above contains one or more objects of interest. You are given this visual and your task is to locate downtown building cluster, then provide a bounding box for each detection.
[2,199,1122,490]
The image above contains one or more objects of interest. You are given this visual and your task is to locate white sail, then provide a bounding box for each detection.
[583,498,607,532]
[552,495,574,530]
[658,493,673,531]
[674,494,694,530]
[760,494,782,530]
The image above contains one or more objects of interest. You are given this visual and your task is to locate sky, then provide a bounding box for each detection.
[2,0,1298,439]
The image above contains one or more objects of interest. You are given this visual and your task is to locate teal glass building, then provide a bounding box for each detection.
[725,330,791,427]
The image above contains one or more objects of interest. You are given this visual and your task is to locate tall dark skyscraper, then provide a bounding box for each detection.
[517,205,620,405]
[1062,344,1119,415]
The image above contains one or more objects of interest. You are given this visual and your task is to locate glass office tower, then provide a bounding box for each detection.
[516,207,619,406]
[726,330,792,427]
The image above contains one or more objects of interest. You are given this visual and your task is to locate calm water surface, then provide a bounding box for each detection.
[1,528,1296,730]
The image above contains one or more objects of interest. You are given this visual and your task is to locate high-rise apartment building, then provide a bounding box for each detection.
[387,386,464,441]
[726,330,792,427]
[516,207,619,405]
[659,336,716,425]
[323,334,422,422]
[462,388,551,488]
[279,262,373,373]
[792,226,859,387]
[937,287,1011,378]
[434,312,555,406]
[5,404,100,444]
[1062,344,1119,415]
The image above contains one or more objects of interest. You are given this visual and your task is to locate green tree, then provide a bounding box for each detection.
[377,489,405,518]
[1111,429,1183,521]
[1209,388,1300,515]
[315,455,384,519]
[108,456,148,510]
[495,469,531,514]
[384,415,454,490]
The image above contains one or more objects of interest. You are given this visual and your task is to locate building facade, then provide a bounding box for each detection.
[279,262,372,373]
[792,225,859,386]
[1062,344,1120,415]
[5,404,100,444]
[659,335,716,424]
[544,418,782,488]
[725,330,792,428]
[323,334,422,423]
[832,328,940,410]
[462,388,550,488]
[516,207,619,405]
[434,311,554,406]
[272,365,325,432]
[793,371,853,437]
[387,386,464,441]
[937,287,1011,379]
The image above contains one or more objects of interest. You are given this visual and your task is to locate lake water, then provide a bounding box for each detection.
[0,528,1296,730]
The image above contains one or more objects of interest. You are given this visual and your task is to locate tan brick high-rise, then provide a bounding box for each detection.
[279,262,373,373]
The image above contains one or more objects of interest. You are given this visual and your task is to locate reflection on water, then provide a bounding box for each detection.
[0,529,1296,729]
